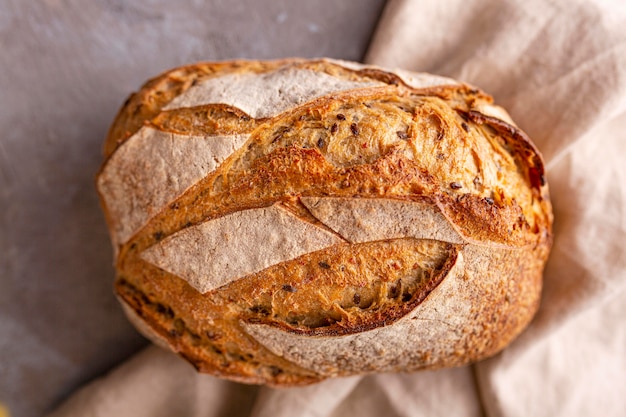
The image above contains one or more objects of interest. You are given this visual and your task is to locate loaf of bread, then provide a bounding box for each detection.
[96,58,553,385]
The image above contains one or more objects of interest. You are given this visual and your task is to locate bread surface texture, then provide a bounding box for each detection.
[97,58,553,385]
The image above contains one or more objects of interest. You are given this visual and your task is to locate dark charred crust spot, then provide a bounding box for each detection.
[318,261,331,270]
[191,78,199,87]
[461,122,470,132]
[330,123,338,134]
[132,103,143,116]
[153,231,164,241]
[189,332,202,345]
[170,202,180,210]
[450,182,463,190]
[359,297,374,310]
[156,303,175,319]
[169,329,182,338]
[230,353,247,362]
[282,284,297,293]
[170,318,185,337]
[530,168,546,187]
[269,365,284,376]
[388,280,401,299]
[271,127,290,144]
[250,305,271,316]
[456,110,470,122]
[353,293,361,305]
[317,137,325,148]
[396,130,409,140]
[485,197,495,205]
[336,113,346,120]
[350,123,359,136]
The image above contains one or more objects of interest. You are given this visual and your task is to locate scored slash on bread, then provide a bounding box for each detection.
[300,196,465,245]
[97,58,552,386]
[140,204,344,294]
[98,127,249,248]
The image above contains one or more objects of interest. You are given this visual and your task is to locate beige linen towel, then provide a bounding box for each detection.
[49,0,626,416]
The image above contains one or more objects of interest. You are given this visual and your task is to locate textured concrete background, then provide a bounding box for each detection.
[0,1,386,415]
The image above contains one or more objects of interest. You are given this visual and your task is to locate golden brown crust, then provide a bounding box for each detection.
[98,58,553,386]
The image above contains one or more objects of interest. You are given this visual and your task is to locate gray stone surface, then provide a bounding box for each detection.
[0,1,386,415]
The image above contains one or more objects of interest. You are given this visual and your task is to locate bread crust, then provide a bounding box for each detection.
[97,58,552,385]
